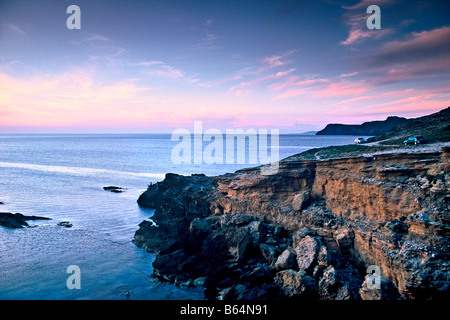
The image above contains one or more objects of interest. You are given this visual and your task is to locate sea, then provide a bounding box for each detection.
[0,133,367,300]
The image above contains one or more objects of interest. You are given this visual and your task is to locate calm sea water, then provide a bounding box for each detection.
[0,133,365,300]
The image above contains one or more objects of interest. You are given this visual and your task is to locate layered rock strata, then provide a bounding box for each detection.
[134,148,450,300]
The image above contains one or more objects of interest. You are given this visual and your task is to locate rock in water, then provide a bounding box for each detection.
[103,186,125,193]
[57,221,73,228]
[0,212,51,228]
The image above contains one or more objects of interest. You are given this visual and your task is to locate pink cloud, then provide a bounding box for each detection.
[312,80,369,98]
[268,76,299,92]
[269,76,328,93]
[228,68,296,96]
[271,77,368,101]
[340,3,393,46]
[332,95,373,105]
[0,70,155,127]
[339,71,358,78]
[341,27,392,46]
[368,26,450,82]
[380,26,450,60]
[84,34,110,41]
[367,96,432,109]
[228,82,251,93]
[271,88,308,101]
[257,50,296,71]
[365,101,450,115]
[261,56,284,67]
[2,22,26,35]
[342,0,395,10]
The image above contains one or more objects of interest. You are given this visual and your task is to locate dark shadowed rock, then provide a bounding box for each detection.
[259,243,277,264]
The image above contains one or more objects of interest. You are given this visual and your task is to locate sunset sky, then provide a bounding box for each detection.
[0,0,449,133]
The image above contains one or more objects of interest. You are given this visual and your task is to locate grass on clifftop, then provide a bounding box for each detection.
[286,107,450,162]
[285,144,397,161]
[367,106,450,145]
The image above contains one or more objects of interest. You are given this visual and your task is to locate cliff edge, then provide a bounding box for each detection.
[134,148,449,300]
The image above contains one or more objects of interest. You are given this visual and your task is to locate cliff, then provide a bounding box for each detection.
[134,148,449,300]
[316,116,410,136]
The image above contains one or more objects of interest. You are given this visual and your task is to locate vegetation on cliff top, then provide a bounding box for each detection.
[367,106,450,145]
[288,107,450,161]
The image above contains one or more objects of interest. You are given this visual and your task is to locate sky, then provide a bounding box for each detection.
[0,0,449,133]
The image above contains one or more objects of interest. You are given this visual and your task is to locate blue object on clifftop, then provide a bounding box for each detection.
[403,136,425,145]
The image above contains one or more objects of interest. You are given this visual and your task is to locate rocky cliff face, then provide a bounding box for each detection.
[134,148,450,300]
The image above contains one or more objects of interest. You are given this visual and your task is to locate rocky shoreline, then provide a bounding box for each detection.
[133,148,449,300]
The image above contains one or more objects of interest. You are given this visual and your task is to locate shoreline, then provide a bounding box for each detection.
[134,146,450,300]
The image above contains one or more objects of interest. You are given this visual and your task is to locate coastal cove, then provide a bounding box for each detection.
[0,134,363,299]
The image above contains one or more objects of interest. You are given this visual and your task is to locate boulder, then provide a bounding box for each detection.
[245,220,266,245]
[152,249,186,277]
[359,273,402,300]
[318,264,362,300]
[259,243,277,264]
[317,245,330,267]
[133,220,183,254]
[334,228,354,255]
[294,236,319,273]
[275,269,316,298]
[274,247,298,271]
[292,191,311,212]
[318,265,338,299]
